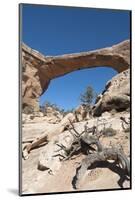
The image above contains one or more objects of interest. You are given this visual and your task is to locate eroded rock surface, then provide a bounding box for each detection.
[21,40,130,194]
[93,69,130,116]
[22,40,130,111]
[22,69,130,193]
[22,111,130,194]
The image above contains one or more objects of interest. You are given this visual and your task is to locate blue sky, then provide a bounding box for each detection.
[21,4,130,110]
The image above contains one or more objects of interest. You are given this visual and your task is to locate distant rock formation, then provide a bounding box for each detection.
[21,40,130,111]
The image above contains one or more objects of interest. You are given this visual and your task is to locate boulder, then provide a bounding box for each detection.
[93,69,130,116]
[38,130,74,173]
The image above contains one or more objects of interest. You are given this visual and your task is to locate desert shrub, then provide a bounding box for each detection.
[40,101,74,116]
[30,115,35,120]
[23,105,34,114]
[62,108,74,117]
[40,101,60,114]
[102,127,117,137]
[124,127,130,133]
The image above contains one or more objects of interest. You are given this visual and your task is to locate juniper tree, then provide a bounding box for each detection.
[80,86,96,105]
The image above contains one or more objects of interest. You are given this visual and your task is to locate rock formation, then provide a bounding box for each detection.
[21,62,130,193]
[21,40,130,111]
[93,69,130,116]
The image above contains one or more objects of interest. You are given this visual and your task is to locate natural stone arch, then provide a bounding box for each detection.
[21,40,130,111]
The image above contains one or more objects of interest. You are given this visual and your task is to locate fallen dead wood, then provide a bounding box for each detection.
[22,139,34,143]
[22,113,76,160]
[73,147,130,189]
[22,134,48,160]
[53,120,103,161]
[53,120,130,189]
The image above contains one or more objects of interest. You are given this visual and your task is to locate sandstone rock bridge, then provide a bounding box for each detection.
[21,40,130,111]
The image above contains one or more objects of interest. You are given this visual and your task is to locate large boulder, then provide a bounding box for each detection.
[38,130,75,173]
[93,69,130,116]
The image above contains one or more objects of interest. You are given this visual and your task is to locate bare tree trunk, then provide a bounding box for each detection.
[73,147,130,189]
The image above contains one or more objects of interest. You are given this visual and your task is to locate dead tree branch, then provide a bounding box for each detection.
[120,116,130,131]
[55,120,103,161]
[73,147,130,189]
[22,135,48,160]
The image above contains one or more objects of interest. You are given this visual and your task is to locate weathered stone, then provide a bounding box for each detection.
[74,104,92,122]
[22,108,130,193]
[38,130,75,173]
[43,106,63,122]
[21,40,130,111]
[93,69,130,116]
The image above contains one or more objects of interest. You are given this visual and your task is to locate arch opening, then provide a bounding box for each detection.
[22,39,130,113]
[39,66,118,112]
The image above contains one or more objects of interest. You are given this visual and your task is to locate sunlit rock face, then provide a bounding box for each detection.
[93,69,130,116]
[21,40,130,111]
[22,44,50,112]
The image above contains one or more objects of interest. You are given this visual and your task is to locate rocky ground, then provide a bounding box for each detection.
[21,111,130,194]
[21,69,130,194]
